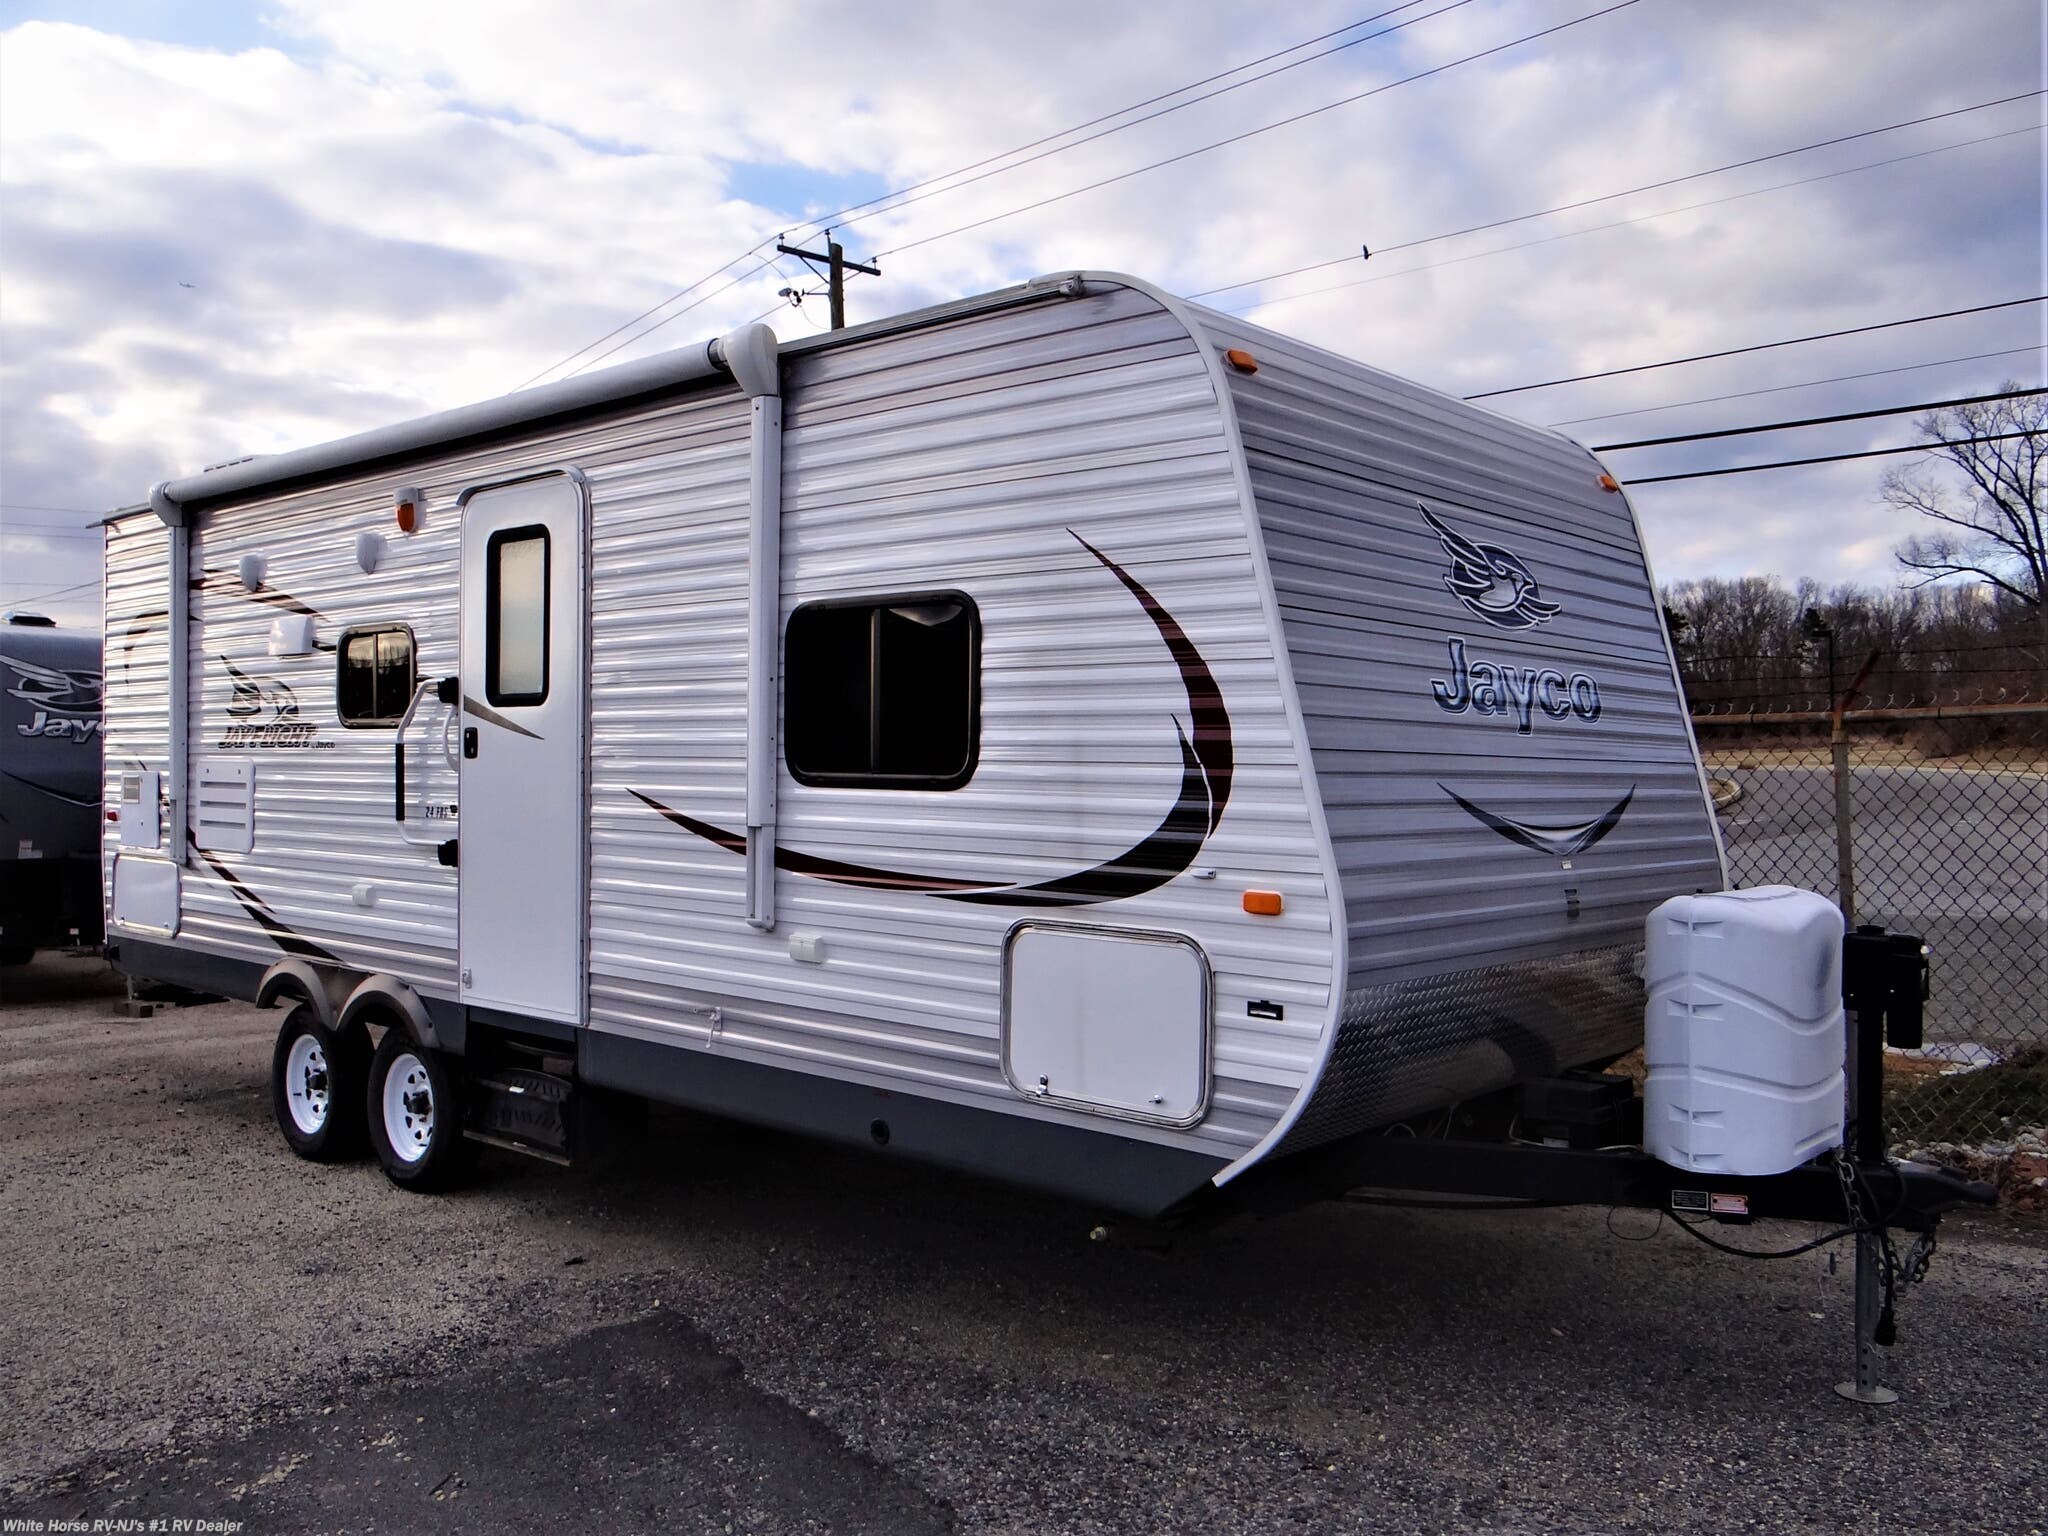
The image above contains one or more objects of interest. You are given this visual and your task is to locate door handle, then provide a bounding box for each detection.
[463,726,479,760]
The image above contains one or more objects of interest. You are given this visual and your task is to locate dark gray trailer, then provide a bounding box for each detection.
[1,612,105,963]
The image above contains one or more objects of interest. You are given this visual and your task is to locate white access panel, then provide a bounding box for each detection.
[111,854,180,935]
[118,770,160,849]
[1003,924,1210,1126]
[457,470,588,1024]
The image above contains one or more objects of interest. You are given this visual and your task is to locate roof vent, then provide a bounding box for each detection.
[4,611,57,627]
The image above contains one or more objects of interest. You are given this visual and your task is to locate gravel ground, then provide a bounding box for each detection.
[2,951,2043,1535]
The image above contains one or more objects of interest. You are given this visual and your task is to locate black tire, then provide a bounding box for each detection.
[366,1027,475,1191]
[269,1004,370,1161]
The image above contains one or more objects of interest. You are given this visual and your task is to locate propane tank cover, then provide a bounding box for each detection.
[1643,886,1847,1176]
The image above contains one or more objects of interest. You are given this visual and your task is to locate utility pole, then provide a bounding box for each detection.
[774,231,879,330]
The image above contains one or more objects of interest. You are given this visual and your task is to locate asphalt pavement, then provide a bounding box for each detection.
[2,953,2043,1535]
[1713,760,2046,1044]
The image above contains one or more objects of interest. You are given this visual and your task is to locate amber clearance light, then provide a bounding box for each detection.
[1242,890,1284,916]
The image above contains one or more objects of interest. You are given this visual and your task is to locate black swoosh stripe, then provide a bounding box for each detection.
[629,790,996,894]
[632,535,1235,907]
[463,695,542,740]
[193,846,343,964]
[1442,785,1635,858]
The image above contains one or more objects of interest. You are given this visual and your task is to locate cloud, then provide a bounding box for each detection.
[1,0,2041,631]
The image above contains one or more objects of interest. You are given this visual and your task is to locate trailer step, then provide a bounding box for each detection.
[464,1068,574,1161]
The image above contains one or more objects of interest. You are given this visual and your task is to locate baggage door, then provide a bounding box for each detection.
[457,470,587,1024]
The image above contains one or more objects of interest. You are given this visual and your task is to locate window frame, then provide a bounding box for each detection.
[784,589,982,792]
[334,621,418,730]
[484,523,551,708]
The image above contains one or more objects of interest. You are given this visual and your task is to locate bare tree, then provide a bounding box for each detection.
[1883,384,2047,679]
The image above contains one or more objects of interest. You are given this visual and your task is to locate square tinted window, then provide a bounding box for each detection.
[786,596,978,789]
[336,624,416,727]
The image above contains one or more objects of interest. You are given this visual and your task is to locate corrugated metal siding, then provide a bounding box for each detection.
[144,388,762,990]
[1197,313,1721,989]
[1188,310,1721,1149]
[101,516,172,915]
[586,285,1334,1157]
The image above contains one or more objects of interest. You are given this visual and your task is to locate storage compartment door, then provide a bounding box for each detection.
[1003,924,1210,1126]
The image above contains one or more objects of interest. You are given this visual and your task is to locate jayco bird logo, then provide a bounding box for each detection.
[1421,502,1562,631]
[5,655,103,742]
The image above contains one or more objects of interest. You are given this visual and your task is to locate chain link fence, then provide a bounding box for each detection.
[1694,702,2047,1150]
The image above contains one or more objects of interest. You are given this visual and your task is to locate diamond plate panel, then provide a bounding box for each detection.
[1277,946,1646,1152]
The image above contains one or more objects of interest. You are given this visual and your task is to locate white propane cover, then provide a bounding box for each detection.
[1643,887,1847,1176]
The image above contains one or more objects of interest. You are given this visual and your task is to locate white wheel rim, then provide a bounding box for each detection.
[382,1051,435,1164]
[285,1034,330,1135]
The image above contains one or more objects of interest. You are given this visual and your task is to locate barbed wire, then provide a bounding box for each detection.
[1687,685,2047,718]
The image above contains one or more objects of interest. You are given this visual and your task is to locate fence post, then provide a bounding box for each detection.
[1832,733,1856,925]
[1829,653,1883,924]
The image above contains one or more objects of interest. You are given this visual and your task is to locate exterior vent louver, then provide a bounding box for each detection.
[192,760,256,854]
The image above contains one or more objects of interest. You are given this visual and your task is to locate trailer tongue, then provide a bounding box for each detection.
[1202,911,1993,1406]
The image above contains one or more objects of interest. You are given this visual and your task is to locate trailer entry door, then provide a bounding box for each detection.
[457,470,587,1024]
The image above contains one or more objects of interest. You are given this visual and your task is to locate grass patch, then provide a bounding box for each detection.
[1887,1057,2048,1144]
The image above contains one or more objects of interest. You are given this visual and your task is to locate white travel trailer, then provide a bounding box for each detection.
[102,271,1726,1215]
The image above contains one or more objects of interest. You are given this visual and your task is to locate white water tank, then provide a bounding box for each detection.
[1643,887,1846,1176]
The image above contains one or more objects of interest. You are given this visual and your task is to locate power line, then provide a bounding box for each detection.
[875,0,1647,259]
[1187,89,2046,300]
[1620,430,2034,485]
[1592,387,2046,451]
[0,502,103,515]
[1542,347,2046,427]
[1466,296,2047,400]
[1,575,101,604]
[827,1,1471,239]
[515,245,776,391]
[780,1,1446,242]
[1208,122,2043,316]
[526,2,1456,390]
[559,251,782,381]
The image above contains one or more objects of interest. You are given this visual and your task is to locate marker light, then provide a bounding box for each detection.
[1597,473,1621,493]
[393,485,424,533]
[1223,348,1259,374]
[1242,890,1284,916]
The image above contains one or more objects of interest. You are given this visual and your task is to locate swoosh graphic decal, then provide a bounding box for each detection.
[633,534,1235,907]
[197,570,325,620]
[1,768,102,808]
[463,695,542,740]
[1442,784,1635,858]
[630,790,995,894]
[193,845,343,964]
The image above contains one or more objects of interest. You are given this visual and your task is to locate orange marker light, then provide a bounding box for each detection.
[393,485,424,533]
[1596,473,1621,493]
[1242,890,1284,916]
[1223,348,1259,374]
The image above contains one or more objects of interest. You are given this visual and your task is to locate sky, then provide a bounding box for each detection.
[2,0,2042,629]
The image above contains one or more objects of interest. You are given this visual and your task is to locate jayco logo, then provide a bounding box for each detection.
[1422,502,1562,631]
[1431,637,1602,734]
[5,656,103,743]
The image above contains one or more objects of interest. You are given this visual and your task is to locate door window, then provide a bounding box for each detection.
[486,526,549,706]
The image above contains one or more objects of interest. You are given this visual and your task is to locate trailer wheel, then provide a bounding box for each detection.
[269,1004,369,1161]
[366,1028,474,1191]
